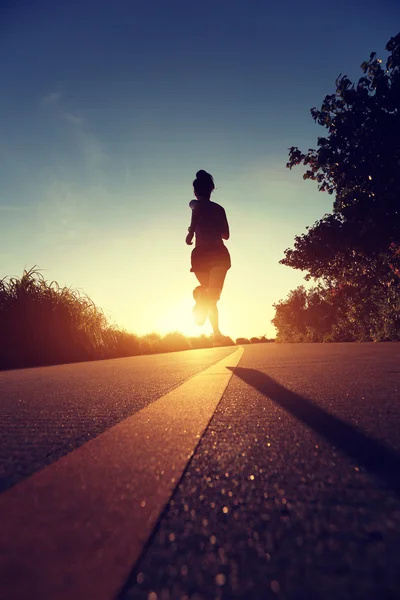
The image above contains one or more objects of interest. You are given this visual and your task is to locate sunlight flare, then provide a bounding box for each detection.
[154,296,213,337]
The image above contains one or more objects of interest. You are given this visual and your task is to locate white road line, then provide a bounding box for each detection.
[0,346,244,600]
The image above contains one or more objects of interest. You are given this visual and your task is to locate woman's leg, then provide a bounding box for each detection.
[207,267,228,335]
[194,272,210,288]
[192,272,210,326]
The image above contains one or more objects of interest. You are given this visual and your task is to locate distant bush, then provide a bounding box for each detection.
[188,334,213,349]
[224,336,235,346]
[236,336,274,345]
[272,284,400,343]
[109,329,142,358]
[158,331,192,353]
[139,332,163,354]
[259,336,275,343]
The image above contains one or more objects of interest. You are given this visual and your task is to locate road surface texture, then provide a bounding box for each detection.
[1,343,400,600]
[0,346,235,492]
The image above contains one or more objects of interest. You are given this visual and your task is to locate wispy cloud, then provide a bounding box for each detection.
[80,132,106,172]
[40,87,107,177]
[41,91,84,125]
[41,90,63,106]
[61,111,84,125]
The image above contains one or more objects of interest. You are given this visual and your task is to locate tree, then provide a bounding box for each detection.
[273,34,400,342]
[283,33,400,285]
[236,337,250,345]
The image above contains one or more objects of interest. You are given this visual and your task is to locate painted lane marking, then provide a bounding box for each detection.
[0,347,244,600]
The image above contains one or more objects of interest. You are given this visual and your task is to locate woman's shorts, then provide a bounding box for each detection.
[190,244,231,273]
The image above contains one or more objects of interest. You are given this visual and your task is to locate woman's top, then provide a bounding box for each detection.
[189,199,230,248]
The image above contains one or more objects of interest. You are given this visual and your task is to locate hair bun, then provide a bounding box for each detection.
[193,170,215,196]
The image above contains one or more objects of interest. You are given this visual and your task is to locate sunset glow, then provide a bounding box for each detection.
[154,296,210,338]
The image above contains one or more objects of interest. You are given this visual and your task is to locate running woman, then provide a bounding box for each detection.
[185,170,231,345]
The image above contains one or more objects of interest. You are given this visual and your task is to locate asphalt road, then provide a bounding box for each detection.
[121,343,400,600]
[1,343,400,600]
[0,346,235,493]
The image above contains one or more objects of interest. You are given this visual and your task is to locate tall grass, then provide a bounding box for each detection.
[0,268,241,370]
[0,268,111,369]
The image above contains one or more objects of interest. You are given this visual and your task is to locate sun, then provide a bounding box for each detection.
[154,295,213,338]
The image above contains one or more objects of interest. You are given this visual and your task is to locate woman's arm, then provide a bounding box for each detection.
[186,200,198,245]
[221,208,230,240]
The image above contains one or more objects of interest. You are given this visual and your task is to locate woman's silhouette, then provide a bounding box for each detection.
[186,170,231,345]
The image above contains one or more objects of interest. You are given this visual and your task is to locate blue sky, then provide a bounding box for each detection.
[0,1,398,338]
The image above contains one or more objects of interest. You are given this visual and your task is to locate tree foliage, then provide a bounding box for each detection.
[284,33,400,278]
[273,284,400,343]
[274,34,400,342]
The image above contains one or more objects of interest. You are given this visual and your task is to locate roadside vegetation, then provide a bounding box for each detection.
[273,33,400,342]
[0,268,271,370]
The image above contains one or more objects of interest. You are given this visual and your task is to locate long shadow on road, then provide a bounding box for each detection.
[229,367,400,497]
